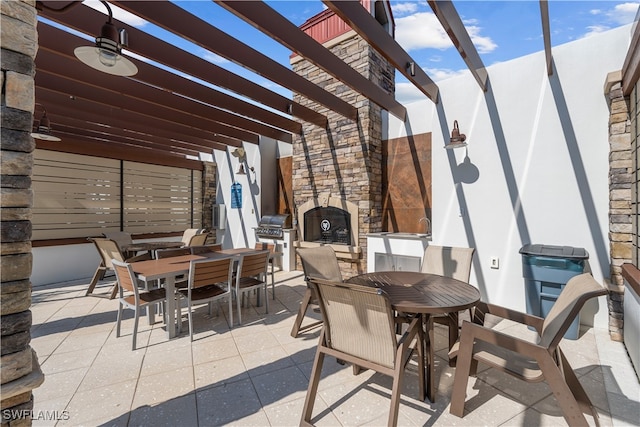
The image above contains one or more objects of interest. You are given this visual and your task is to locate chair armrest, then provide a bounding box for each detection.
[475,301,544,333]
[460,319,544,356]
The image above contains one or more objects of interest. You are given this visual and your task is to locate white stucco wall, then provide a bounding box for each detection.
[387,25,632,329]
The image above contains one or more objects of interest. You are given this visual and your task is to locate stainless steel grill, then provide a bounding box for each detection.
[254,214,292,239]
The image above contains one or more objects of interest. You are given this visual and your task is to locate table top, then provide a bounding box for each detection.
[347,271,481,315]
[122,241,184,252]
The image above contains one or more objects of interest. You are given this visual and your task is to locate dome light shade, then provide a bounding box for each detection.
[31,108,61,142]
[73,1,138,77]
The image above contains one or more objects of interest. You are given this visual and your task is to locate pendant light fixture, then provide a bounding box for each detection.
[73,1,138,76]
[31,105,61,142]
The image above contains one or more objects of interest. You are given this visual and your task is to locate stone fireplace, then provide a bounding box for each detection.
[291,3,393,277]
[296,194,360,261]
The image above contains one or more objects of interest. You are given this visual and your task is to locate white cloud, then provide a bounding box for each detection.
[581,24,610,38]
[607,2,640,25]
[395,11,497,54]
[426,67,468,82]
[83,0,148,28]
[203,51,230,65]
[395,12,452,51]
[394,82,427,104]
[391,2,419,16]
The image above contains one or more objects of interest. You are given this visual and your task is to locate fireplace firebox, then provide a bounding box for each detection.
[304,206,351,245]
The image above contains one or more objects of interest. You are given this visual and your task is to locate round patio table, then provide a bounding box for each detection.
[347,271,481,402]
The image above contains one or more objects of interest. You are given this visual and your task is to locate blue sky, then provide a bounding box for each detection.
[76,1,640,105]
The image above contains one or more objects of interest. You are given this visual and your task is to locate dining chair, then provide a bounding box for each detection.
[234,250,270,325]
[290,246,343,338]
[301,277,426,427]
[449,273,607,426]
[186,232,209,247]
[176,257,234,340]
[112,259,167,350]
[181,228,206,246]
[103,230,134,258]
[87,237,151,299]
[420,245,475,351]
[254,242,277,299]
[190,244,222,254]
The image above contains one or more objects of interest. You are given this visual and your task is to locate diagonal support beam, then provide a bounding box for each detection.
[323,0,439,104]
[427,0,488,91]
[540,0,553,76]
[216,0,407,120]
[111,0,358,121]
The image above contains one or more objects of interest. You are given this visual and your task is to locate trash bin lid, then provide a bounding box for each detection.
[519,244,589,260]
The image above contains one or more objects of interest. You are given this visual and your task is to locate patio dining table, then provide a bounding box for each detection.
[121,240,184,256]
[347,271,481,402]
[130,248,268,339]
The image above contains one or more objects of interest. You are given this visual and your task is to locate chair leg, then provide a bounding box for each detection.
[388,350,405,427]
[188,301,194,341]
[132,306,140,351]
[86,264,106,296]
[228,295,233,329]
[450,326,475,416]
[236,289,242,325]
[301,336,327,425]
[557,349,600,426]
[116,301,123,338]
[264,284,269,314]
[291,288,321,338]
[271,261,275,300]
[109,282,119,300]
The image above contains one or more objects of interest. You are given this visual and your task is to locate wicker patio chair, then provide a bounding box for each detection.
[290,246,343,338]
[449,273,607,427]
[301,278,426,427]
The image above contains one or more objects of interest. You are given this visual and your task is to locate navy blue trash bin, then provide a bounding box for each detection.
[519,244,589,340]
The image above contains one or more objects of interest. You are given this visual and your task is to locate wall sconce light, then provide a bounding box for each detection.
[406,61,416,77]
[31,105,61,142]
[74,0,138,76]
[236,164,255,175]
[445,120,467,149]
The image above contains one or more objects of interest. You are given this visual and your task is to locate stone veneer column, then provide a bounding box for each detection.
[606,71,632,341]
[291,31,392,277]
[201,161,217,243]
[1,0,44,424]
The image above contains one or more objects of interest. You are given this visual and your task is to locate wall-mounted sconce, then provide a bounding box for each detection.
[31,105,61,142]
[406,61,416,77]
[445,120,467,149]
[236,164,255,175]
[74,0,138,76]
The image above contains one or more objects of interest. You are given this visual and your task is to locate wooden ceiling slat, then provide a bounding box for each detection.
[52,125,199,157]
[50,117,208,156]
[216,0,406,120]
[38,23,302,135]
[37,89,240,151]
[427,0,488,92]
[36,71,262,144]
[35,135,204,170]
[322,0,439,103]
[36,50,292,143]
[111,0,358,120]
[37,1,328,128]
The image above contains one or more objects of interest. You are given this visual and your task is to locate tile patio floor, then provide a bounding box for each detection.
[30,270,640,426]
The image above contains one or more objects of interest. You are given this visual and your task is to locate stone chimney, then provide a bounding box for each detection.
[291,1,394,278]
[1,0,45,424]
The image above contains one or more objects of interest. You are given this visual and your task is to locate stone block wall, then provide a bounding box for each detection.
[201,161,218,244]
[1,0,44,424]
[606,73,633,341]
[291,32,393,277]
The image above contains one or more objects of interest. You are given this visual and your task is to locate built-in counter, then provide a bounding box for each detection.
[366,232,431,272]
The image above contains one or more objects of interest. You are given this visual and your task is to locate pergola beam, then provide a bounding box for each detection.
[216,0,407,120]
[540,0,553,76]
[427,0,488,91]
[111,0,358,121]
[37,1,328,129]
[323,0,439,103]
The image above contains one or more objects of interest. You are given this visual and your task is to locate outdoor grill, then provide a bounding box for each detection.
[254,214,292,239]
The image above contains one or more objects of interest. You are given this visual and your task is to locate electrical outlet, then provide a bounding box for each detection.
[490,256,499,269]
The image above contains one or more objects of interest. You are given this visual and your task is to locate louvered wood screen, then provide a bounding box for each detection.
[32,150,202,240]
